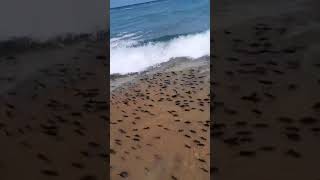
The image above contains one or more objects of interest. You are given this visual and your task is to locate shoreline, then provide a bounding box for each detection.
[110,55,210,92]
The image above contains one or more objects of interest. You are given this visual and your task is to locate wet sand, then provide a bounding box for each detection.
[0,41,108,179]
[212,0,320,179]
[110,56,210,180]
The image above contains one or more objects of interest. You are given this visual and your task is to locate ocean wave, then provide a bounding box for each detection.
[110,29,210,74]
[110,32,142,48]
[111,0,169,10]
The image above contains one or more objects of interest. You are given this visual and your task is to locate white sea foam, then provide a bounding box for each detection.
[110,29,210,74]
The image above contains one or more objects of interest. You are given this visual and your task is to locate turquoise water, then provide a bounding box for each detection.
[110,0,210,74]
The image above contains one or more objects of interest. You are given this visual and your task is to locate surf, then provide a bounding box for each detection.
[110,30,210,74]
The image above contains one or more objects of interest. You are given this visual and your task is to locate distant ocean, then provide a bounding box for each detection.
[110,0,210,74]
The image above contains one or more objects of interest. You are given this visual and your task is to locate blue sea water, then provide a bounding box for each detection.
[110,0,210,74]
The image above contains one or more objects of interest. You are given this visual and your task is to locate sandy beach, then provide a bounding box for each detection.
[110,56,210,180]
[212,0,320,179]
[0,40,108,179]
